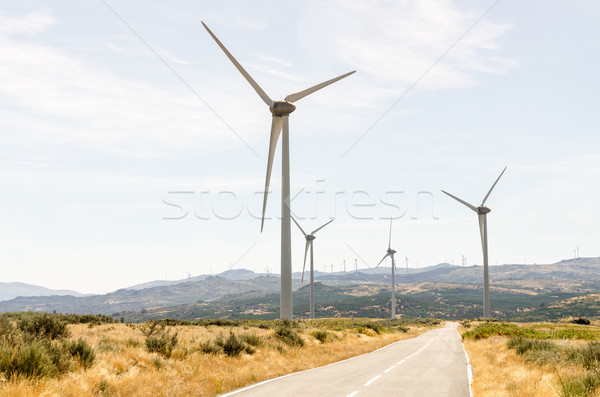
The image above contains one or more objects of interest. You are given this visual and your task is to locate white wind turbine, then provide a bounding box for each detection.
[376,218,398,320]
[291,216,333,320]
[442,167,506,318]
[202,23,354,319]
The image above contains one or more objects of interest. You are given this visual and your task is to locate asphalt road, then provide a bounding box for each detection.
[222,322,471,397]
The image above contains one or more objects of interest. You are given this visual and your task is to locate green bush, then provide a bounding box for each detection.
[17,313,70,340]
[45,341,75,374]
[0,317,19,346]
[462,322,545,340]
[275,326,304,347]
[219,333,245,357]
[240,333,262,347]
[66,339,95,369]
[0,341,57,379]
[139,320,167,338]
[553,329,596,341]
[575,342,600,370]
[200,340,222,355]
[312,330,330,343]
[560,372,600,397]
[146,333,178,358]
[94,379,115,396]
[507,337,558,355]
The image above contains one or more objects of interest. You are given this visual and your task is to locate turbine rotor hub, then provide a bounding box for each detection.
[270,101,296,116]
[306,235,316,241]
[477,206,491,215]
[388,249,396,255]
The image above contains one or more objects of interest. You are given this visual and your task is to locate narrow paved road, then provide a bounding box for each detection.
[222,322,471,397]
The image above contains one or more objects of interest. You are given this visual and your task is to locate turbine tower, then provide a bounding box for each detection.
[291,216,333,320]
[202,23,354,319]
[442,167,506,318]
[376,218,397,320]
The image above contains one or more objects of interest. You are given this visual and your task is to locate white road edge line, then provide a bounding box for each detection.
[363,375,381,387]
[458,330,474,397]
[346,391,359,397]
[384,365,395,373]
[219,329,436,396]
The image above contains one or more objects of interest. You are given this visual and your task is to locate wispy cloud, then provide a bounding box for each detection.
[0,10,54,37]
[299,0,517,93]
[0,11,249,157]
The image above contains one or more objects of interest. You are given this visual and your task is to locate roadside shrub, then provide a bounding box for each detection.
[17,313,70,340]
[45,341,74,374]
[462,322,545,340]
[240,333,262,347]
[364,323,384,334]
[275,326,304,347]
[0,341,56,379]
[66,339,95,368]
[0,317,19,346]
[200,340,222,355]
[575,342,600,370]
[507,337,560,365]
[219,333,245,357]
[553,329,596,341]
[139,320,167,338]
[560,372,600,397]
[146,333,178,358]
[312,330,330,343]
[94,379,115,396]
[507,337,558,355]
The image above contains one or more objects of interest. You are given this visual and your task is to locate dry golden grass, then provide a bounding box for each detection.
[460,322,600,397]
[0,320,437,397]
[464,336,559,396]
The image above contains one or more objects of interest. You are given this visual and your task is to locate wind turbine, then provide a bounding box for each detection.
[376,218,397,320]
[442,167,506,318]
[202,23,355,319]
[291,216,333,320]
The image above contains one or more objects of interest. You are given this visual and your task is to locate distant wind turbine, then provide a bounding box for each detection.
[442,167,507,318]
[291,216,333,320]
[376,218,398,320]
[202,22,355,319]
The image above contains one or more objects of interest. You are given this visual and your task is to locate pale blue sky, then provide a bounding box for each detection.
[0,0,598,294]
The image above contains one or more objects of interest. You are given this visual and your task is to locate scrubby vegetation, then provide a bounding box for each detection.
[0,313,439,396]
[0,313,95,380]
[462,321,597,341]
[461,320,600,397]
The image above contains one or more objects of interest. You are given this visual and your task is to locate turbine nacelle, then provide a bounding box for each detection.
[477,206,491,215]
[306,234,316,241]
[388,248,396,255]
[270,101,296,117]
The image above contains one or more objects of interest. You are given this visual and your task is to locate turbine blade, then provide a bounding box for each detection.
[301,240,311,283]
[291,215,307,237]
[260,116,283,232]
[284,71,356,103]
[312,219,334,235]
[202,22,274,107]
[441,190,478,212]
[388,217,393,250]
[482,166,507,206]
[376,253,390,268]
